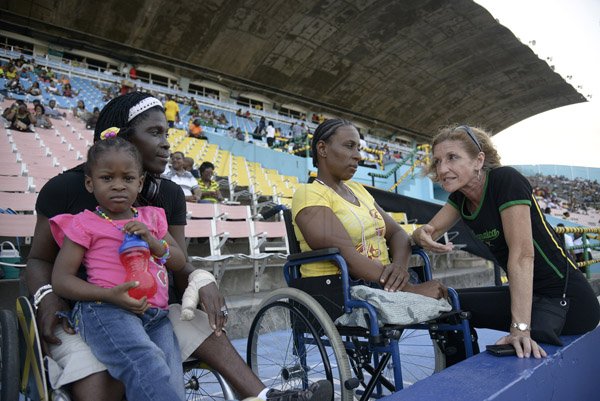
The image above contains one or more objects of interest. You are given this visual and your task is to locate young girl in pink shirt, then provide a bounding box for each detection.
[50,135,187,401]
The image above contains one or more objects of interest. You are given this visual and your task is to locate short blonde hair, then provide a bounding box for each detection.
[426,124,501,182]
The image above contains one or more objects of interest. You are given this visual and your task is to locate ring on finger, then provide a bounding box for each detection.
[220,305,228,317]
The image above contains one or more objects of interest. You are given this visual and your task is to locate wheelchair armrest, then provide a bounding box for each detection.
[287,247,340,262]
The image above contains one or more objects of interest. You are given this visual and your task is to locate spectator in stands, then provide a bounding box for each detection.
[256,116,267,137]
[73,100,91,121]
[556,224,575,260]
[164,95,179,128]
[187,118,205,139]
[217,112,228,125]
[45,99,65,119]
[33,104,53,129]
[129,65,137,80]
[62,83,76,97]
[188,99,200,116]
[183,156,200,178]
[26,92,328,401]
[4,63,18,80]
[197,161,223,203]
[265,121,276,147]
[293,118,446,305]
[5,77,24,93]
[27,81,42,96]
[236,108,243,117]
[162,151,202,202]
[413,124,599,360]
[235,127,245,141]
[5,101,36,132]
[46,80,60,95]
[86,107,100,130]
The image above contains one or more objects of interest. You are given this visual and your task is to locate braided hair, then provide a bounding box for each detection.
[311,118,354,167]
[93,92,164,142]
[84,137,143,177]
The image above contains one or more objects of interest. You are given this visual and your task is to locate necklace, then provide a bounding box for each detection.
[314,179,384,259]
[95,206,138,232]
[315,178,358,205]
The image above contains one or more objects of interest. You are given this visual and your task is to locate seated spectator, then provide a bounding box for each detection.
[45,99,65,119]
[184,157,200,178]
[188,118,206,139]
[73,100,91,121]
[27,81,42,96]
[46,81,59,95]
[4,64,18,80]
[161,151,202,202]
[85,107,100,130]
[235,127,245,141]
[218,112,228,125]
[197,162,223,203]
[5,77,24,93]
[62,83,75,97]
[33,104,53,129]
[236,108,243,117]
[4,102,36,132]
[189,100,200,116]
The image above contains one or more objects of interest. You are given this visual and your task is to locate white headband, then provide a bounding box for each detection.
[127,97,163,122]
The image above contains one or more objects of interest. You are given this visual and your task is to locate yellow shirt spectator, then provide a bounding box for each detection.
[292,181,390,277]
[164,99,179,124]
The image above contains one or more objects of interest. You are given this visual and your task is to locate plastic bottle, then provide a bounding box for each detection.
[118,233,157,300]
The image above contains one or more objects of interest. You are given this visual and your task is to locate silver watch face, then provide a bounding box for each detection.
[515,323,529,331]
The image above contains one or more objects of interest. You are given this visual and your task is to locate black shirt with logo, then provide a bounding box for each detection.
[448,166,577,295]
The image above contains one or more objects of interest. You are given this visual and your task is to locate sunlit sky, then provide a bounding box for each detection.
[474,0,600,168]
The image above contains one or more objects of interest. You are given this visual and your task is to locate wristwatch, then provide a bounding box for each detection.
[511,322,530,332]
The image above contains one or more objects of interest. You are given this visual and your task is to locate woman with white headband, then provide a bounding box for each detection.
[26,92,330,401]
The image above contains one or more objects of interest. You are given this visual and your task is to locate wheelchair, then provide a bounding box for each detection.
[0,296,236,401]
[245,211,474,401]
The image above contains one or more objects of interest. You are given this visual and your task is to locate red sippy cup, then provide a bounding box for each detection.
[118,233,157,300]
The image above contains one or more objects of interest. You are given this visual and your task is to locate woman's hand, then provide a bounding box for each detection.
[379,263,409,292]
[404,280,448,299]
[495,333,547,359]
[412,224,453,253]
[198,282,227,335]
[35,293,75,357]
[104,282,149,315]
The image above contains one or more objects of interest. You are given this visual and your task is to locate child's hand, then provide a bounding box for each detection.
[123,221,153,243]
[105,282,149,314]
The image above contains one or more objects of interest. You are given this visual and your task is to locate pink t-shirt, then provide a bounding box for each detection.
[50,206,170,309]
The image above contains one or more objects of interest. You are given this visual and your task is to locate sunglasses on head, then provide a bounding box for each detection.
[457,125,482,152]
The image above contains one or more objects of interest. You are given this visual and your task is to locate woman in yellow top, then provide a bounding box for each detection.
[197,162,223,203]
[292,118,446,298]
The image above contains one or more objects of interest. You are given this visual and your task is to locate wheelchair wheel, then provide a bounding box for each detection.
[382,328,445,389]
[247,288,353,401]
[183,360,236,401]
[1,309,20,401]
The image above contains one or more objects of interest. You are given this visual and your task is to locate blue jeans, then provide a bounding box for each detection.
[71,302,184,401]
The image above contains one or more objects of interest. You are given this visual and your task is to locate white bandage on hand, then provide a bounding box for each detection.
[180,269,217,321]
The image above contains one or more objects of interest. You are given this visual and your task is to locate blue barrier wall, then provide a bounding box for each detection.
[390,327,600,401]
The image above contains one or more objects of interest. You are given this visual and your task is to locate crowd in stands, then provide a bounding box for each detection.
[528,173,600,227]
[0,51,424,171]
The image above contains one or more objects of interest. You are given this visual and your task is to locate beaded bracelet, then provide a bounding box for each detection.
[152,240,171,265]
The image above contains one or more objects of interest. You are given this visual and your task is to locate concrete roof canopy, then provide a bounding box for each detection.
[0,0,584,141]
